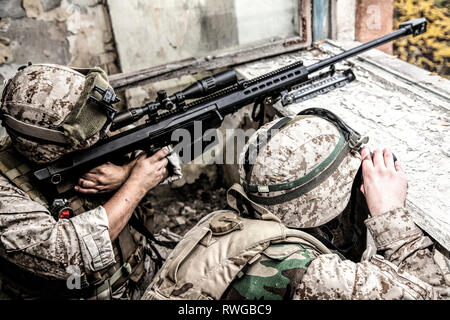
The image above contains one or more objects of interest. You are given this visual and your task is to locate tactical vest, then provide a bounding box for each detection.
[142,210,332,300]
[0,139,146,300]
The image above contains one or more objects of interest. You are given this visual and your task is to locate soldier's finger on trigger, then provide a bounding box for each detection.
[136,153,148,163]
[82,172,100,183]
[157,158,169,170]
[151,149,168,162]
[89,167,102,174]
[79,178,97,189]
[161,167,169,180]
[75,187,100,194]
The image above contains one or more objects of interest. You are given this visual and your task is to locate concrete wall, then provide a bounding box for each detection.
[332,0,356,41]
[0,0,120,84]
[234,0,299,44]
[107,0,239,73]
[355,0,393,54]
[107,0,300,73]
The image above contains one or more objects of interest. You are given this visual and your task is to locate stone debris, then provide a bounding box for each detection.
[144,173,228,236]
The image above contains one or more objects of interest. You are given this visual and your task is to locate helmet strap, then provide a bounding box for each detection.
[242,108,368,206]
[243,116,292,185]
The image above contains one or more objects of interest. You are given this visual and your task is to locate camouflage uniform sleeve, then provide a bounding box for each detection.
[0,176,115,279]
[294,207,449,300]
[365,207,448,290]
[295,253,437,299]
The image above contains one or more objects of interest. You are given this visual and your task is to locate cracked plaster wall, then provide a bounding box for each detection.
[0,0,120,84]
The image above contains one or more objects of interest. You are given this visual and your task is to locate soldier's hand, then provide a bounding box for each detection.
[360,147,408,217]
[75,161,135,194]
[127,149,169,193]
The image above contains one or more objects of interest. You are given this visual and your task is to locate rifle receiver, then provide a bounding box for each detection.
[110,70,237,131]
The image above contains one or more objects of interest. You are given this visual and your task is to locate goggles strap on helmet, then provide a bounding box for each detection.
[227,183,282,222]
[298,108,369,149]
[243,107,369,206]
[246,131,351,206]
[243,116,292,185]
[348,133,369,153]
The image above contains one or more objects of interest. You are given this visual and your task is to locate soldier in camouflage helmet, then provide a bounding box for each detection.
[0,64,181,300]
[142,108,449,300]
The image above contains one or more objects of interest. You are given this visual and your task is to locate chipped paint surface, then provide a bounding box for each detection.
[0,0,119,83]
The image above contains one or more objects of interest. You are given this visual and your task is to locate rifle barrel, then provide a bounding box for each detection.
[307,27,409,74]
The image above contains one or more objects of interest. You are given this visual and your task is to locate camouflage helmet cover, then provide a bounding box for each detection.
[0,64,113,163]
[238,114,363,228]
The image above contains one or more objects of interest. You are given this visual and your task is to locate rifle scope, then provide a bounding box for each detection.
[110,70,237,131]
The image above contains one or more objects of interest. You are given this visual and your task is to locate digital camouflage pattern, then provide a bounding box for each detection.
[294,207,450,299]
[0,64,100,163]
[0,64,181,299]
[0,169,180,299]
[0,173,110,280]
[239,115,361,228]
[223,243,313,300]
[142,204,449,300]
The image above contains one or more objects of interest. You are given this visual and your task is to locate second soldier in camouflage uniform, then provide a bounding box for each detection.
[142,109,449,300]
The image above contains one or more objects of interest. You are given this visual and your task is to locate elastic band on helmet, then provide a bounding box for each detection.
[245,132,351,206]
[242,108,368,206]
[243,131,346,195]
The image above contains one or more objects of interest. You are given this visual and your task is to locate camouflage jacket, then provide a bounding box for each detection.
[223,207,449,300]
[0,171,179,300]
[0,174,114,281]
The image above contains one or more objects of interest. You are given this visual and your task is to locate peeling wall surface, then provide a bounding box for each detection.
[235,44,450,250]
[0,0,120,84]
[107,0,300,73]
[355,0,394,54]
[107,0,238,73]
[333,0,356,41]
